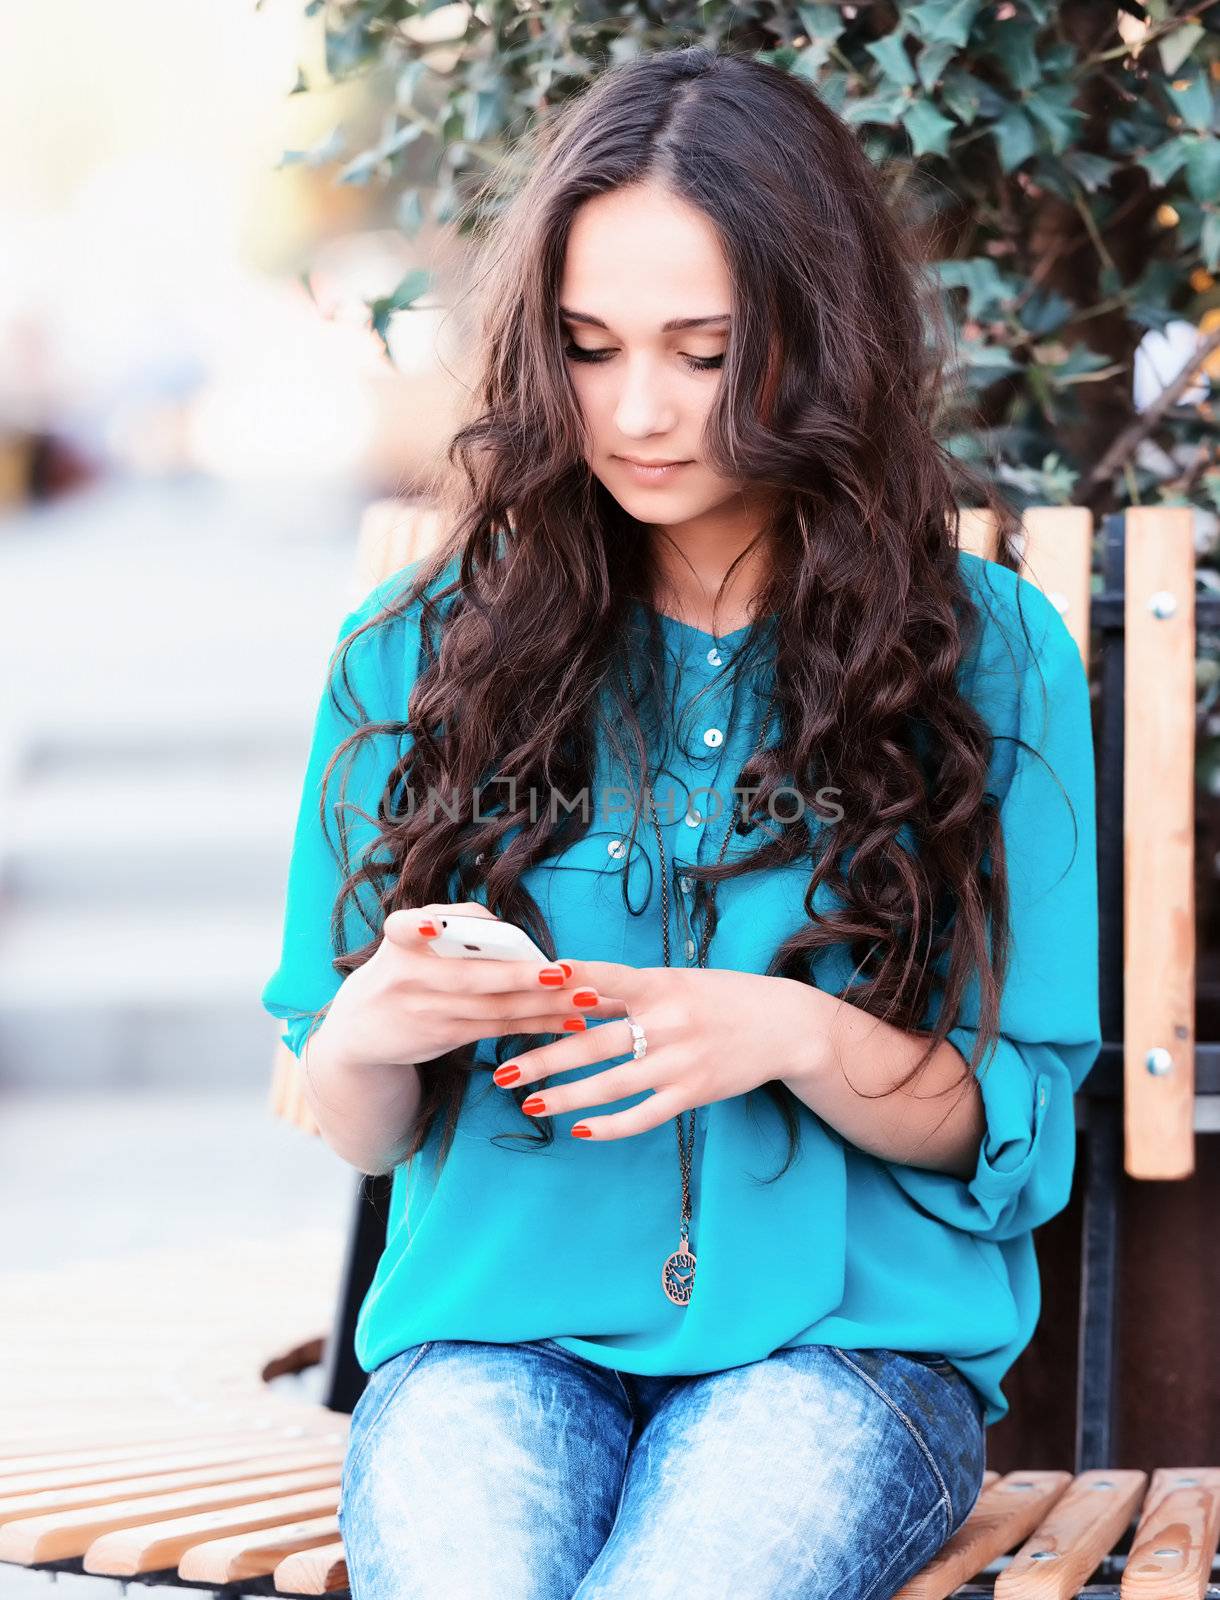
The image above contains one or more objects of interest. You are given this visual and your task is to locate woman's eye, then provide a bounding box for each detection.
[562,342,613,364]
[561,341,723,373]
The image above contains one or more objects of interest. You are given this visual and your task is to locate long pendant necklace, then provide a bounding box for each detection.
[621,650,779,1305]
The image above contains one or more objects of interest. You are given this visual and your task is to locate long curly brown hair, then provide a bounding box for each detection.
[314,44,1050,1183]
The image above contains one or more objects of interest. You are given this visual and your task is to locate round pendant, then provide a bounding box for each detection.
[662,1246,697,1305]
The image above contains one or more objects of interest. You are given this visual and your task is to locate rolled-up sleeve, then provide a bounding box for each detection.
[884,593,1101,1242]
[261,567,424,1060]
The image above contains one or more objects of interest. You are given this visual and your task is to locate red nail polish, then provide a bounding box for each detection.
[572,1124,593,1138]
[521,1096,546,1115]
[493,1065,520,1085]
[418,920,438,938]
[539,966,566,986]
[572,988,598,1008]
[562,1018,587,1032]
[557,960,574,977]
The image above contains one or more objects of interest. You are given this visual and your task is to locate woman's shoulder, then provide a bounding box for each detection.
[953,546,1084,720]
[330,549,463,713]
[343,548,462,634]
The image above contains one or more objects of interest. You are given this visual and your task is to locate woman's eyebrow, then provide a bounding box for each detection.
[558,307,730,332]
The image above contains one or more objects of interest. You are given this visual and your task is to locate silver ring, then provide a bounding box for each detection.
[624,1012,648,1059]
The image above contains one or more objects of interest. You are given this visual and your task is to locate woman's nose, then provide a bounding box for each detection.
[613,360,677,437]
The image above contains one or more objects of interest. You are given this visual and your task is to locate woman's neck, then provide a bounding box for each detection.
[646,503,774,637]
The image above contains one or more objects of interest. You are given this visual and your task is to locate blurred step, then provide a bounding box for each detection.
[0,1003,283,1089]
[0,906,292,1088]
[0,903,284,1008]
[4,750,308,906]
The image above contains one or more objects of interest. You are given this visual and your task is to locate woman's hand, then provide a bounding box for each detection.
[316,907,604,1073]
[488,961,825,1139]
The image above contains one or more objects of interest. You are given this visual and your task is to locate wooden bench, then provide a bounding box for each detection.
[2,500,1216,1598]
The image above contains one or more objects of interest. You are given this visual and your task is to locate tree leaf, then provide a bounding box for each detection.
[1182,135,1220,205]
[1137,138,1188,186]
[906,0,984,50]
[1024,83,1085,153]
[916,38,958,93]
[1203,211,1220,274]
[866,30,917,89]
[1020,287,1075,336]
[1164,63,1212,133]
[902,99,956,157]
[934,257,1019,318]
[1158,22,1204,77]
[992,105,1037,170]
[366,267,432,358]
[985,18,1040,92]
[1061,149,1118,192]
[939,66,1005,125]
[843,90,911,127]
[950,338,1021,379]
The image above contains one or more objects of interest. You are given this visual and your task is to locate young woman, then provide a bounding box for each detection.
[262,44,1100,1600]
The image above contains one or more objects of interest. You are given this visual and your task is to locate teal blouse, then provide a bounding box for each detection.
[261,548,1101,1428]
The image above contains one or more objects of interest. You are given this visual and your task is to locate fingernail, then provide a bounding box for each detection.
[571,1123,593,1138]
[538,966,566,986]
[557,960,574,977]
[417,920,438,938]
[521,1096,546,1116]
[562,1017,587,1032]
[493,1065,520,1086]
[572,988,598,1008]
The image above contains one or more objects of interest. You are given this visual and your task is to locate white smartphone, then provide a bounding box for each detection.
[425,912,551,964]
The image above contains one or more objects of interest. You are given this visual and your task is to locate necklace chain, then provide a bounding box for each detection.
[621,647,778,1292]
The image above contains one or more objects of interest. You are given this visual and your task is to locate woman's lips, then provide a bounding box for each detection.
[614,457,693,485]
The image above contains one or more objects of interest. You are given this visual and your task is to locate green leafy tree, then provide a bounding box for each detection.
[280,0,1220,522]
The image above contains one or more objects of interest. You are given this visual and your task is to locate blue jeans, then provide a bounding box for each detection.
[337,1339,987,1600]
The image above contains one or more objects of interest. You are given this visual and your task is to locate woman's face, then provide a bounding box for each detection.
[559,180,758,529]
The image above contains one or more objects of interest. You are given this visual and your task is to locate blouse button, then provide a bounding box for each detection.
[685,809,702,827]
[607,837,628,860]
[685,937,697,961]
[474,852,484,865]
[679,875,694,894]
[702,727,724,748]
[706,646,723,667]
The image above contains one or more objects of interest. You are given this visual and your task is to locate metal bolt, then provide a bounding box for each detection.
[1149,589,1178,619]
[1145,1047,1174,1077]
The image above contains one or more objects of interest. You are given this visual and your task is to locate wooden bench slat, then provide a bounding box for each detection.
[0,1406,339,1455]
[82,1486,341,1577]
[1124,506,1198,1178]
[0,1447,343,1522]
[0,1423,341,1480]
[994,1468,1148,1600]
[0,1461,341,1562]
[1019,507,1094,664]
[894,1471,1073,1600]
[272,1536,350,1596]
[0,1432,347,1497]
[176,1510,339,1583]
[1121,1466,1220,1600]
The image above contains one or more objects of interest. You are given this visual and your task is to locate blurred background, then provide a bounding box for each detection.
[0,0,469,1275]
